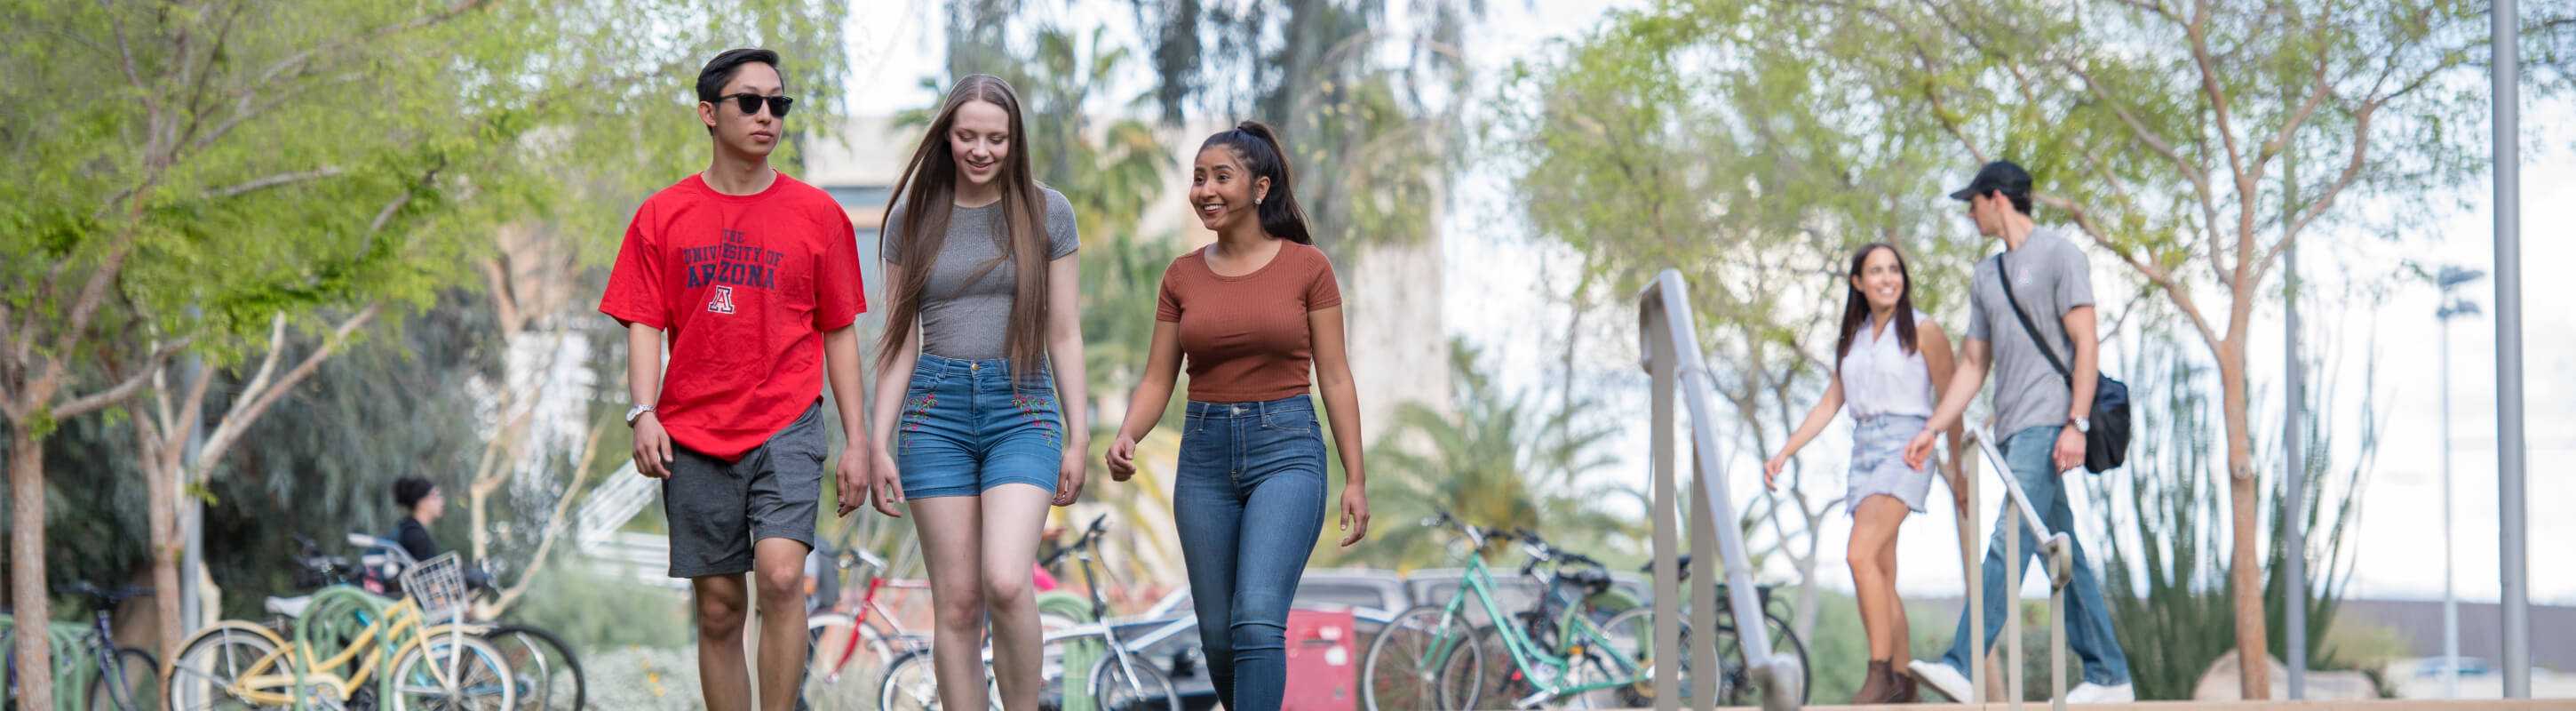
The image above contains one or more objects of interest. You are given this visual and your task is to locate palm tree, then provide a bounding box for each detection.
[1349,340,1632,569]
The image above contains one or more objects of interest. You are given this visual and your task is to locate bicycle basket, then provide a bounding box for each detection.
[402,552,469,619]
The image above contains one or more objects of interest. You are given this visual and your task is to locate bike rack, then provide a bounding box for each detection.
[1961,425,2076,711]
[1638,270,1802,711]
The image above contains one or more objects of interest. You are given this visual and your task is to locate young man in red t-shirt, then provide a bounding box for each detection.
[598,48,870,711]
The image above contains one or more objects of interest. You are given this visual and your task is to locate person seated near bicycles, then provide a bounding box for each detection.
[386,476,489,592]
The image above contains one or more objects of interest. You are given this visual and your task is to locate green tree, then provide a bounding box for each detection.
[1356,340,1627,569]
[2087,320,2381,699]
[0,3,853,686]
[0,3,521,691]
[1499,1,1990,635]
[1505,1,2572,690]
[1124,0,1484,258]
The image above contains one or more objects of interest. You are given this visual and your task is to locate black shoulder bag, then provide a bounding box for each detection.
[1995,254,2131,473]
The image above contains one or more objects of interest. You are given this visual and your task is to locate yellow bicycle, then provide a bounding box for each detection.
[162,553,513,710]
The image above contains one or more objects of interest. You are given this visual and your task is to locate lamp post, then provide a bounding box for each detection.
[2435,266,2484,699]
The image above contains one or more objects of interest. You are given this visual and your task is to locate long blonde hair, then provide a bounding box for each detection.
[879,75,1051,381]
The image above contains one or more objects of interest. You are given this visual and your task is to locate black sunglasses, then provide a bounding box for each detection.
[715,92,793,118]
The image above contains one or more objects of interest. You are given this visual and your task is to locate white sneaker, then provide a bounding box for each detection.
[2064,681,2135,702]
[1906,659,1974,703]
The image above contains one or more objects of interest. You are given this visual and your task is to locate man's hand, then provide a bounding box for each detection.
[834,443,868,516]
[1104,435,1139,482]
[1052,446,1087,507]
[1903,429,1939,471]
[1338,483,1371,547]
[867,448,906,517]
[632,412,673,478]
[2053,425,2086,473]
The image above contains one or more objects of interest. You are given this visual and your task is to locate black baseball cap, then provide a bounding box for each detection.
[1949,160,2032,201]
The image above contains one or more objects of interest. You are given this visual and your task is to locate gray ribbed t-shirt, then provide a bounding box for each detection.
[1965,226,2095,437]
[884,187,1079,360]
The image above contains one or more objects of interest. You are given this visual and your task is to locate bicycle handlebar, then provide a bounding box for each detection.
[57,582,152,603]
[1040,515,1114,568]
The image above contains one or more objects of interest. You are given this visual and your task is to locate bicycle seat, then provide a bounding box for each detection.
[266,595,316,619]
[1559,566,1614,595]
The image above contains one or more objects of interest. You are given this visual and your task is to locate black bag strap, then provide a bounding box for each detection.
[1993,252,2073,385]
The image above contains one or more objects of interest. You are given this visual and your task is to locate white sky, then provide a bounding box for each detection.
[841,1,2573,605]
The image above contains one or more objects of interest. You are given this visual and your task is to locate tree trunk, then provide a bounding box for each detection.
[2218,341,2270,699]
[470,486,490,565]
[10,423,53,708]
[147,453,185,658]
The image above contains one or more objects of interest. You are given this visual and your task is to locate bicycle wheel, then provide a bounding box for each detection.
[1713,611,1809,706]
[804,614,893,709]
[164,623,287,711]
[1360,605,1481,711]
[483,625,584,710]
[1568,606,1674,709]
[84,646,158,711]
[876,649,942,710]
[1086,652,1178,711]
[388,629,514,711]
[1462,626,1530,709]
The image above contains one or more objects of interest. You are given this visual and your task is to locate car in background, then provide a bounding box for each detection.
[2410,656,2495,677]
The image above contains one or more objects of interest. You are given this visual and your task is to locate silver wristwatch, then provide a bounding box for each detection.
[625,403,656,427]
[2070,416,2091,434]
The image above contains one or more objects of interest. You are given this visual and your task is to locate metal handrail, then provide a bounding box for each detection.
[1962,425,2076,711]
[1637,269,1802,711]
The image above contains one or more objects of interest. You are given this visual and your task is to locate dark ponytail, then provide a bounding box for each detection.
[1200,120,1313,244]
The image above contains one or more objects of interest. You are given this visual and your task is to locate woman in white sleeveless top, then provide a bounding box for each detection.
[1766,243,1966,704]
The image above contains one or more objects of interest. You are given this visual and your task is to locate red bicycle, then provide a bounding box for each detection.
[803,545,931,707]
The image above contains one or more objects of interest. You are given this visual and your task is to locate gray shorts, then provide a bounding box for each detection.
[662,402,825,579]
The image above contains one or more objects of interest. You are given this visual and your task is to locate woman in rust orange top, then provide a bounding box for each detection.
[1105,121,1370,710]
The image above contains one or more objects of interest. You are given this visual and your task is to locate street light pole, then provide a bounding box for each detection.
[2490,0,2532,697]
[2439,308,2458,699]
[2435,267,2484,699]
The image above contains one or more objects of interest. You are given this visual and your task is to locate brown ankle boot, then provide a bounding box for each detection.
[1888,661,1920,703]
[1854,659,1896,704]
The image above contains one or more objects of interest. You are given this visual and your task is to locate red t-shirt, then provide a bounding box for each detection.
[599,172,866,460]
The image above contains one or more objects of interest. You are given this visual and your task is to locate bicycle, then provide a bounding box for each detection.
[164,547,515,710]
[800,543,932,707]
[876,515,1181,711]
[1597,554,1811,707]
[1360,511,1657,710]
[0,582,160,711]
[338,534,588,711]
[1459,531,1649,709]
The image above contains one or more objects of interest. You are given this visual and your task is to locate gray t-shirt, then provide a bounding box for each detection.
[1965,226,2095,436]
[884,187,1080,360]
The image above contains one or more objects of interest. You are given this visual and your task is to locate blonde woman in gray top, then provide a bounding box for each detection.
[856,75,1088,710]
[1765,242,1964,704]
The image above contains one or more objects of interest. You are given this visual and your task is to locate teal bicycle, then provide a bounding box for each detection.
[1360,511,1658,709]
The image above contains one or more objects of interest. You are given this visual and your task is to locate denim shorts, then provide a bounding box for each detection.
[1847,413,1933,515]
[894,353,1064,499]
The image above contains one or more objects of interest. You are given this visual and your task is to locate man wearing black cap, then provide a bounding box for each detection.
[1900,160,2135,702]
